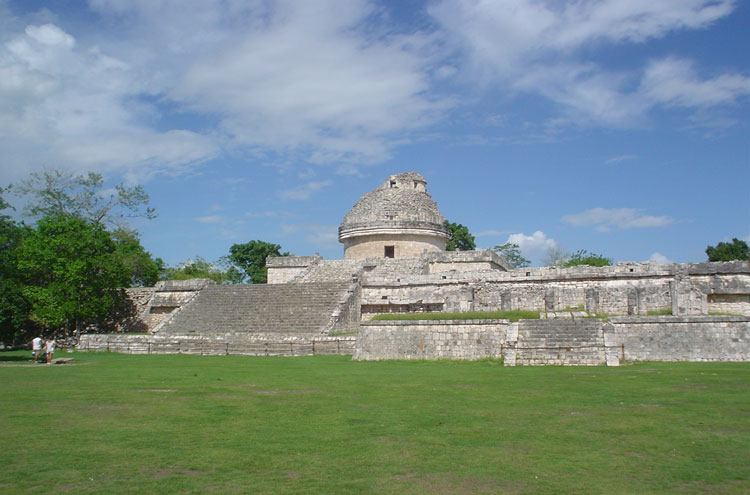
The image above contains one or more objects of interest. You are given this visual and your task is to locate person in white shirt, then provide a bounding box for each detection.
[45,339,55,364]
[32,337,43,362]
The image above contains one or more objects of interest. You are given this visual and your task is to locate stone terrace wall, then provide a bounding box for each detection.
[78,334,356,356]
[360,261,750,318]
[606,316,750,362]
[354,319,508,360]
[267,255,321,284]
[353,316,750,365]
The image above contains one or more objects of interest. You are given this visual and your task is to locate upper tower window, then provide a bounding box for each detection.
[389,180,396,188]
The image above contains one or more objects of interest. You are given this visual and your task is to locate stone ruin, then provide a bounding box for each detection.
[79,172,750,365]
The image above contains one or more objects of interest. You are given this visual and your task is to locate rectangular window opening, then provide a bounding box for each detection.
[384,246,395,258]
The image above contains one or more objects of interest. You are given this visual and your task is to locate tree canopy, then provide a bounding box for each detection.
[0,187,29,344]
[161,257,235,285]
[706,238,749,262]
[444,220,476,251]
[15,169,156,228]
[0,172,163,343]
[542,245,569,267]
[112,228,163,287]
[227,240,288,284]
[493,242,530,268]
[563,250,612,267]
[15,216,130,333]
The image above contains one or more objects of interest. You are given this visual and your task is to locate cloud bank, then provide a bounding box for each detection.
[0,0,746,185]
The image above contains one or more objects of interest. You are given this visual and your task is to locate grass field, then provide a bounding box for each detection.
[1,351,748,494]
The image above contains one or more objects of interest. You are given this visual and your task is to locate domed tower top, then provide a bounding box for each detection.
[338,172,451,259]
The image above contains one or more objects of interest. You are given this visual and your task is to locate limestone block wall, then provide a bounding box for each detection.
[266,255,321,284]
[354,319,508,360]
[708,294,750,315]
[342,233,446,259]
[353,316,750,364]
[423,249,510,273]
[474,279,673,315]
[78,334,356,356]
[360,276,675,317]
[606,316,750,362]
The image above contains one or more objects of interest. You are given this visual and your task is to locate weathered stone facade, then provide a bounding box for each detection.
[80,172,750,365]
[338,172,450,259]
[354,316,750,365]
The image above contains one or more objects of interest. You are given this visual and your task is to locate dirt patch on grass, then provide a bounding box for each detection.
[138,389,176,393]
[389,472,524,495]
[207,394,245,400]
[253,389,324,395]
[153,467,201,479]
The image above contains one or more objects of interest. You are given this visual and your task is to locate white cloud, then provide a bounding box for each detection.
[604,154,638,165]
[562,208,673,232]
[196,215,223,224]
[506,231,559,257]
[648,252,672,264]
[0,1,448,185]
[0,21,218,184]
[279,180,333,201]
[164,0,446,164]
[640,57,750,108]
[429,0,740,127]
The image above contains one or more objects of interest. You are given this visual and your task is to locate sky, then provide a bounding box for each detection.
[1,0,748,267]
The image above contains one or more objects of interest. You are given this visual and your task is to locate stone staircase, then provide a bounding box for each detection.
[158,283,351,336]
[513,319,606,365]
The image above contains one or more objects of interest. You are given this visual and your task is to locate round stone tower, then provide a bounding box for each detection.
[338,172,451,259]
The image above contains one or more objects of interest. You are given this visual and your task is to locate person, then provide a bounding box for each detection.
[45,338,55,364]
[32,336,43,362]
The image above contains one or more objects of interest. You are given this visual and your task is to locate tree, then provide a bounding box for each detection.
[15,169,155,228]
[111,228,163,287]
[542,244,569,267]
[160,257,232,285]
[0,187,30,344]
[706,238,750,262]
[16,216,130,334]
[564,249,612,267]
[444,220,476,251]
[493,242,530,268]
[227,240,288,284]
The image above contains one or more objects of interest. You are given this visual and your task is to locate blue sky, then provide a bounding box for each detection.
[1,0,748,267]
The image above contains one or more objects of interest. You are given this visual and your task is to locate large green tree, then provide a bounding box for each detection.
[706,238,750,261]
[0,187,29,344]
[564,249,612,267]
[444,220,476,251]
[15,169,155,227]
[227,240,288,284]
[112,228,163,287]
[493,242,530,268]
[16,216,130,333]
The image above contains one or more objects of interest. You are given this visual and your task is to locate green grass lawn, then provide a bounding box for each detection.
[1,351,748,494]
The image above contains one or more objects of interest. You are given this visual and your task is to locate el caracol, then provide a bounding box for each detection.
[80,172,750,365]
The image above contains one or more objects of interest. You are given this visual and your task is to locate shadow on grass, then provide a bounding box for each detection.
[0,351,33,362]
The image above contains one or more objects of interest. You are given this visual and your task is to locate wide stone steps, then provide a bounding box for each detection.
[514,319,606,366]
[160,283,350,335]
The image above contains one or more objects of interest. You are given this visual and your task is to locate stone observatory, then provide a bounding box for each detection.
[338,172,451,259]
